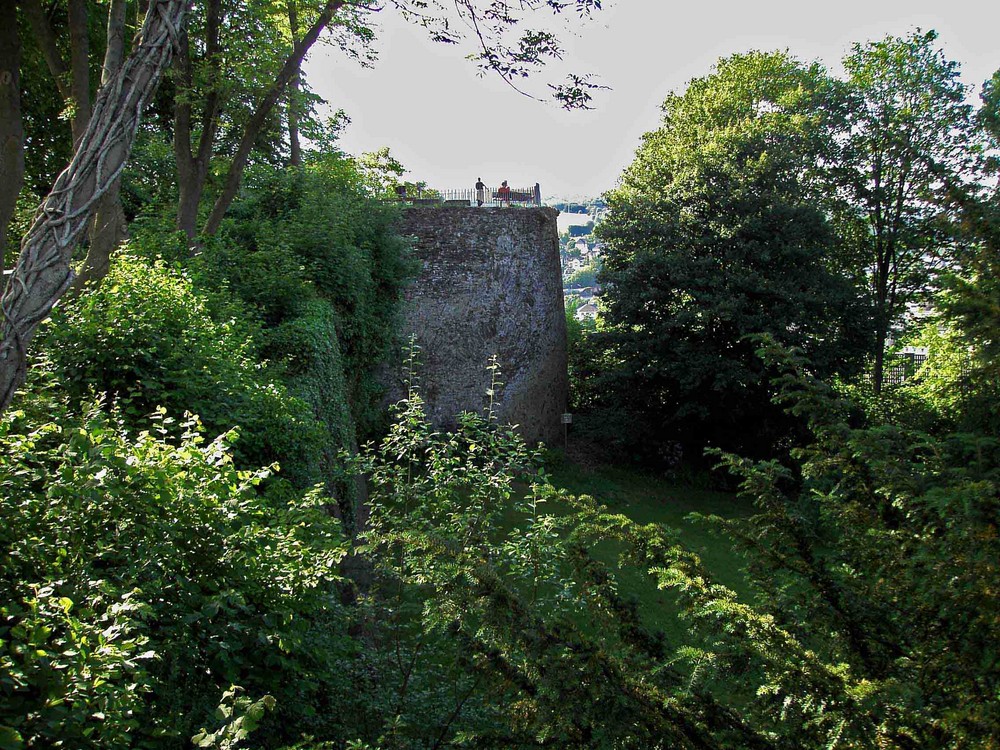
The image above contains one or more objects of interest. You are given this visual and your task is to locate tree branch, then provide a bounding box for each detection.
[202,0,347,236]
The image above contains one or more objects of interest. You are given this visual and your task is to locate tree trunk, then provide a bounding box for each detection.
[71,193,127,293]
[101,0,130,79]
[173,0,223,240]
[176,165,203,239]
[202,0,346,236]
[22,0,71,101]
[71,0,131,295]
[287,0,302,167]
[0,0,187,415]
[871,259,891,395]
[0,0,24,280]
[67,0,92,147]
[872,333,886,395]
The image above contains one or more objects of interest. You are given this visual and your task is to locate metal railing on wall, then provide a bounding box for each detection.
[393,183,542,207]
[882,351,928,387]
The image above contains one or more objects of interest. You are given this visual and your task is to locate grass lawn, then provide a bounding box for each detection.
[523,454,755,641]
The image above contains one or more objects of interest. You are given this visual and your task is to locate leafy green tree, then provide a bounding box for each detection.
[896,66,1000,434]
[18,0,158,291]
[833,30,980,392]
[564,296,600,412]
[169,0,608,239]
[598,51,869,459]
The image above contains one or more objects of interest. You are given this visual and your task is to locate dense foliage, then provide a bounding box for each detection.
[0,385,350,748]
[1,11,998,750]
[41,254,328,491]
[1,140,414,744]
[583,34,997,464]
[208,156,412,439]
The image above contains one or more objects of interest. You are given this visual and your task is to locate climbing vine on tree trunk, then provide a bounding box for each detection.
[0,0,186,414]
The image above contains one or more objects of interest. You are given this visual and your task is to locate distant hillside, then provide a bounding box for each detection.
[548,197,607,215]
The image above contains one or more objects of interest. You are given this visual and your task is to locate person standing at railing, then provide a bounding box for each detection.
[497,180,511,207]
[475,178,486,207]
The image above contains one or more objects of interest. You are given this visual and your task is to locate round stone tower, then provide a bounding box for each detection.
[389,206,568,446]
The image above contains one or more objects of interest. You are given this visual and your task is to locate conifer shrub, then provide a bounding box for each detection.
[335,355,999,749]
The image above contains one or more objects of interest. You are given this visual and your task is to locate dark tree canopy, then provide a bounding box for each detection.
[598,51,871,458]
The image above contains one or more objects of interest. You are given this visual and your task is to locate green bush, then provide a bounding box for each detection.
[0,581,151,749]
[41,254,326,490]
[0,390,351,748]
[900,322,1000,434]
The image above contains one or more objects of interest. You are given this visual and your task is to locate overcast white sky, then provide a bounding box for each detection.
[305,0,999,200]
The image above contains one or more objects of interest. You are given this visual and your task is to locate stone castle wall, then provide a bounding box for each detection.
[388,206,568,445]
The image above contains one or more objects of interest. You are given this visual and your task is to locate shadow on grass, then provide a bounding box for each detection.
[512,451,753,643]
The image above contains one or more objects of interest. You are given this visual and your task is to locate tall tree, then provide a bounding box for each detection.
[598,51,869,458]
[834,30,978,391]
[200,0,352,236]
[286,0,303,167]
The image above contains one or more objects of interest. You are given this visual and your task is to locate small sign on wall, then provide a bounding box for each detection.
[561,413,573,424]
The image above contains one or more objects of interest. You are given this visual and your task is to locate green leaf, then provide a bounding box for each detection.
[0,726,24,750]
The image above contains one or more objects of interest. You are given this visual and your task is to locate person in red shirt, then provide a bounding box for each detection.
[497,180,511,207]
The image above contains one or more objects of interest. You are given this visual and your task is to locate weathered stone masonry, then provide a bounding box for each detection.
[389,206,568,445]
